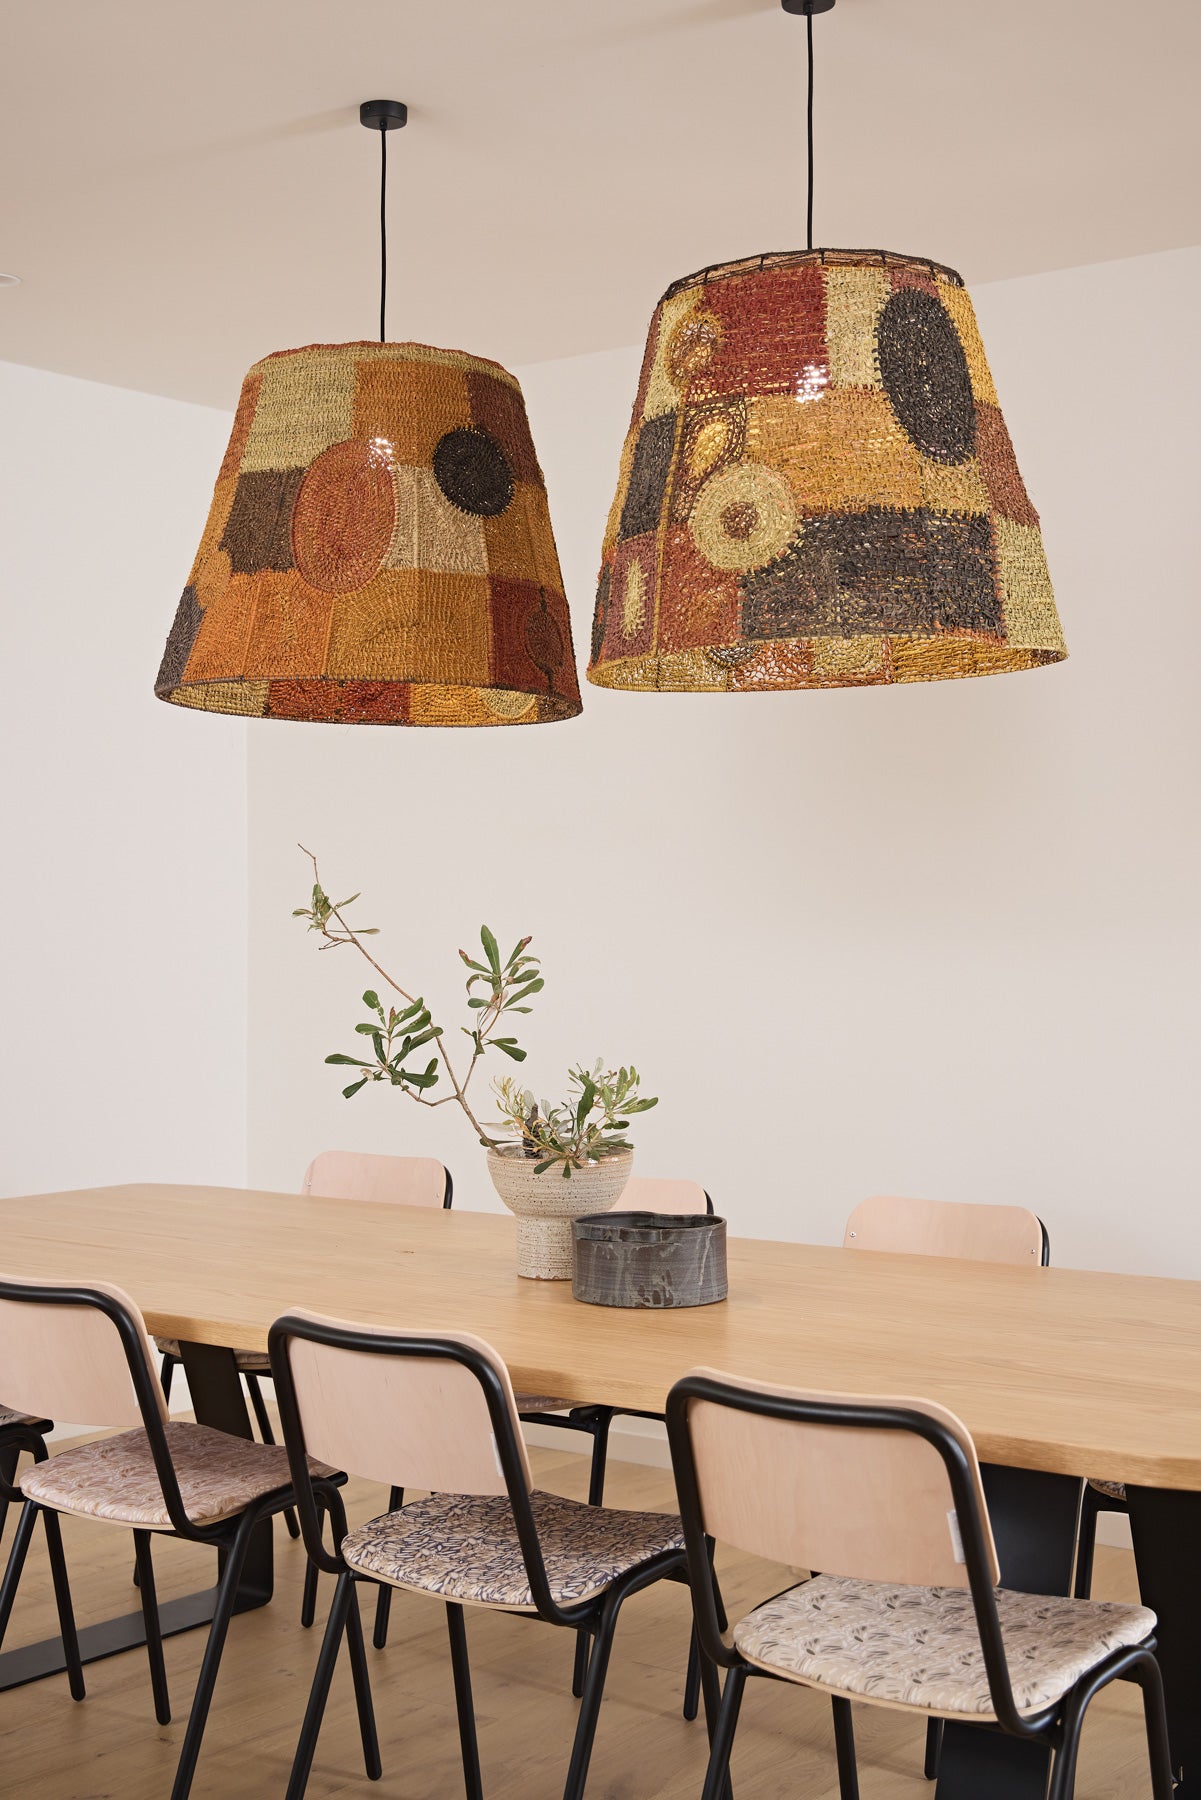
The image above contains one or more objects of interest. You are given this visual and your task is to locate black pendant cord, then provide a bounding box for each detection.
[806,6,815,251]
[378,123,387,343]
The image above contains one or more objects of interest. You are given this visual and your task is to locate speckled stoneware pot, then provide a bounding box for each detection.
[486,1146,634,1280]
[571,1211,728,1308]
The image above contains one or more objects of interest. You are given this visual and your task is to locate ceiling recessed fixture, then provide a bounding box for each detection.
[587,0,1067,694]
[155,98,582,728]
[0,274,21,288]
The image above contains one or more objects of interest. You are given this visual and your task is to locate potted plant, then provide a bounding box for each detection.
[294,850,657,1279]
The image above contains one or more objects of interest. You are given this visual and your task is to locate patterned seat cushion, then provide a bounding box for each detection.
[154,1336,270,1373]
[1089,1478,1128,1504]
[20,1421,335,1530]
[341,1489,684,1610]
[733,1575,1156,1720]
[0,1404,45,1431]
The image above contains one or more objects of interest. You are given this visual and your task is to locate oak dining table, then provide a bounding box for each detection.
[1,1182,1198,1799]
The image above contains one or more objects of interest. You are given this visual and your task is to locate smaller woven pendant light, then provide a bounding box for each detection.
[156,103,581,726]
[587,4,1066,693]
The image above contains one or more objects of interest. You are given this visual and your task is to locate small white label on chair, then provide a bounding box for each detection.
[947,1509,966,1564]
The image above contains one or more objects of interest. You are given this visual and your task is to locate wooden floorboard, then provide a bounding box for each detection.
[0,1434,1156,1799]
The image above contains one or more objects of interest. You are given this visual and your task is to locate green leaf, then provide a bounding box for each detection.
[505,978,544,1005]
[480,925,501,975]
[370,1030,385,1061]
[362,989,380,1009]
[354,1021,378,1034]
[533,1160,556,1175]
[325,1053,367,1067]
[493,1041,526,1062]
[467,997,488,1009]
[341,1077,368,1099]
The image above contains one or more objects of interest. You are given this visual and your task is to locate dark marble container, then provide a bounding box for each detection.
[571,1211,728,1308]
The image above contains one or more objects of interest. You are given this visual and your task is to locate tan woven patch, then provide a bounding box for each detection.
[385,465,488,576]
[994,517,1064,651]
[824,266,890,388]
[746,390,927,514]
[241,356,355,473]
[643,288,704,421]
[172,679,270,716]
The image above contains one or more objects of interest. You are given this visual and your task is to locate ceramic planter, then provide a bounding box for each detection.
[486,1145,634,1279]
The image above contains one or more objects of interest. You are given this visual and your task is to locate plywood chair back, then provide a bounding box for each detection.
[622,1177,713,1216]
[301,1151,451,1209]
[844,1194,1046,1266]
[0,1273,167,1431]
[270,1308,531,1497]
[672,1366,999,1592]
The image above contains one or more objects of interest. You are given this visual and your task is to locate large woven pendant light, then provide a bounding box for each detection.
[587,3,1066,694]
[157,103,581,726]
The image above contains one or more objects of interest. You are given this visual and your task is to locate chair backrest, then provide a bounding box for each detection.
[622,1177,713,1217]
[844,1194,1047,1266]
[269,1309,531,1497]
[669,1366,999,1592]
[301,1152,452,1209]
[0,1274,167,1431]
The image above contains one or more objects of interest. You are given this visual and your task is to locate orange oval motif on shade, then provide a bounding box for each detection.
[291,440,396,595]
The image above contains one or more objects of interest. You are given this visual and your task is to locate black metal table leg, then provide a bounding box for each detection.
[935,1465,1082,1800]
[0,1342,274,1693]
[1126,1485,1201,1798]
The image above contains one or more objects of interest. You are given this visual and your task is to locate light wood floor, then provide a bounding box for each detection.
[0,1434,1158,1800]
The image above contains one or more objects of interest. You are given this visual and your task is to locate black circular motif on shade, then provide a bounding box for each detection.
[877,289,976,465]
[432,427,514,516]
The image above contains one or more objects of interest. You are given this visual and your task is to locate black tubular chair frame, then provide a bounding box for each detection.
[664,1371,1175,1800]
[0,1279,351,1800]
[269,1312,703,1800]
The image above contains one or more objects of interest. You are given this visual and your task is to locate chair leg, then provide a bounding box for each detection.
[161,1354,176,1405]
[169,1508,258,1800]
[923,1717,944,1779]
[1073,1484,1102,1599]
[345,1581,382,1781]
[562,1591,623,1800]
[831,1696,859,1800]
[695,1639,735,1800]
[133,1529,171,1723]
[701,1666,747,1800]
[1134,1652,1176,1800]
[373,1485,404,1649]
[286,1569,355,1800]
[42,1508,85,1703]
[244,1373,300,1540]
[685,1538,726,1723]
[0,1499,38,1648]
[570,1418,613,1701]
[300,1489,326,1631]
[447,1602,483,1800]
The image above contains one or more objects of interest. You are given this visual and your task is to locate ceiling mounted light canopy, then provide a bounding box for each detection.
[587,2,1066,693]
[156,101,581,726]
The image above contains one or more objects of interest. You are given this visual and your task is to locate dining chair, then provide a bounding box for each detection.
[0,1273,351,1800]
[666,1367,1174,1800]
[293,1151,715,1720]
[843,1191,1050,1787]
[268,1308,702,1800]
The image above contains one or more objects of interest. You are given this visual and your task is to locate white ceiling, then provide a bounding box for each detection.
[4,0,1199,409]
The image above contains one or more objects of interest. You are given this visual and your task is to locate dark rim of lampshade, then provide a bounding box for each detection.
[660,247,966,304]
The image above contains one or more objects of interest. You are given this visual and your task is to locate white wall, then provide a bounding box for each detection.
[0,361,248,1198]
[244,245,1201,1280]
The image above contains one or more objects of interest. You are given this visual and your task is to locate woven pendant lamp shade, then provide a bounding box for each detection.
[156,342,582,725]
[588,249,1066,692]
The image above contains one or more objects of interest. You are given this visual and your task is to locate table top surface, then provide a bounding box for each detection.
[1,1183,1198,1489]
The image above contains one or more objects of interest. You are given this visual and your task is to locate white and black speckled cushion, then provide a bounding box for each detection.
[20,1422,336,1530]
[0,1404,43,1430]
[1089,1478,1128,1504]
[733,1575,1156,1719]
[341,1490,684,1610]
[154,1337,271,1373]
